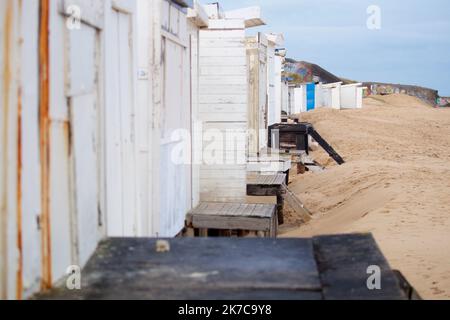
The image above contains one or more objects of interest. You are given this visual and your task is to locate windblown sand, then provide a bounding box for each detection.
[280,94,450,300]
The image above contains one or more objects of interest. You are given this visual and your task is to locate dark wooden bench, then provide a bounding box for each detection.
[186,202,278,237]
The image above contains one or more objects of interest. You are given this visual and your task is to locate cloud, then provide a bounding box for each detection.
[201,0,450,95]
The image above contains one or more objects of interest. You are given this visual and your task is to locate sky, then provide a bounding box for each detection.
[201,0,450,96]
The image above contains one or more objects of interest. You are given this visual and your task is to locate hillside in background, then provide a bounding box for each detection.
[284,58,346,84]
[284,58,446,106]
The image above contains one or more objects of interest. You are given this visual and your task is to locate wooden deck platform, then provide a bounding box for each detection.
[247,174,287,224]
[247,173,287,187]
[36,234,412,300]
[186,202,278,237]
[247,155,292,184]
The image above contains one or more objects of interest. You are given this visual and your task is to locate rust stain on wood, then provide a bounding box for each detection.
[15,0,24,300]
[39,0,52,290]
[16,87,23,300]
[63,120,72,156]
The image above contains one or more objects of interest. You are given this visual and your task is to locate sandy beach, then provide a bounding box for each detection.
[280,94,450,299]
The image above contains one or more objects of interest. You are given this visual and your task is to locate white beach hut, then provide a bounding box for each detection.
[0,0,206,299]
[281,80,290,115]
[197,4,265,202]
[247,32,269,156]
[0,0,143,299]
[266,34,285,127]
[341,83,364,109]
[135,0,211,237]
[318,82,342,109]
[288,84,308,115]
[274,48,288,121]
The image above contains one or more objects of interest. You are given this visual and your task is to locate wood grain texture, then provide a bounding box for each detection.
[186,202,277,234]
[36,235,409,300]
[37,237,322,300]
[313,234,407,300]
[198,28,248,202]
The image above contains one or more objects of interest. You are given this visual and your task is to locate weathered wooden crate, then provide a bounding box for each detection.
[186,202,278,237]
[247,174,286,224]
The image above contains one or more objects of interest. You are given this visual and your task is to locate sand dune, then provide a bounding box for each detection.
[280,94,450,299]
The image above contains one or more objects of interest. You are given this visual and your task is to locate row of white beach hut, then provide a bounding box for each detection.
[0,0,290,299]
[286,82,365,115]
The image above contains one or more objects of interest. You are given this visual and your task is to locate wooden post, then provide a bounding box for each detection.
[270,211,278,237]
[185,228,195,237]
[199,229,208,237]
[276,192,285,225]
[284,169,290,185]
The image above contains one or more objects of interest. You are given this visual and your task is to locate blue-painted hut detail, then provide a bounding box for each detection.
[306,83,316,111]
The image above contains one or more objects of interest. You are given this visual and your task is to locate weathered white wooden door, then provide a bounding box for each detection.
[158,2,191,236]
[258,42,268,150]
[20,0,43,297]
[106,8,137,237]
[67,23,101,267]
[267,46,276,126]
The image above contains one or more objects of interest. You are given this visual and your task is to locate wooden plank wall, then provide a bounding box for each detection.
[341,84,363,109]
[258,35,268,151]
[0,0,143,299]
[105,1,139,237]
[246,33,268,156]
[273,54,283,125]
[136,0,152,236]
[0,0,204,298]
[159,1,193,236]
[0,0,233,298]
[246,36,259,155]
[198,26,248,202]
[189,18,201,210]
[143,0,199,236]
[48,0,112,288]
[281,81,289,114]
[20,0,42,298]
[0,0,20,300]
[267,42,277,126]
[129,0,200,239]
